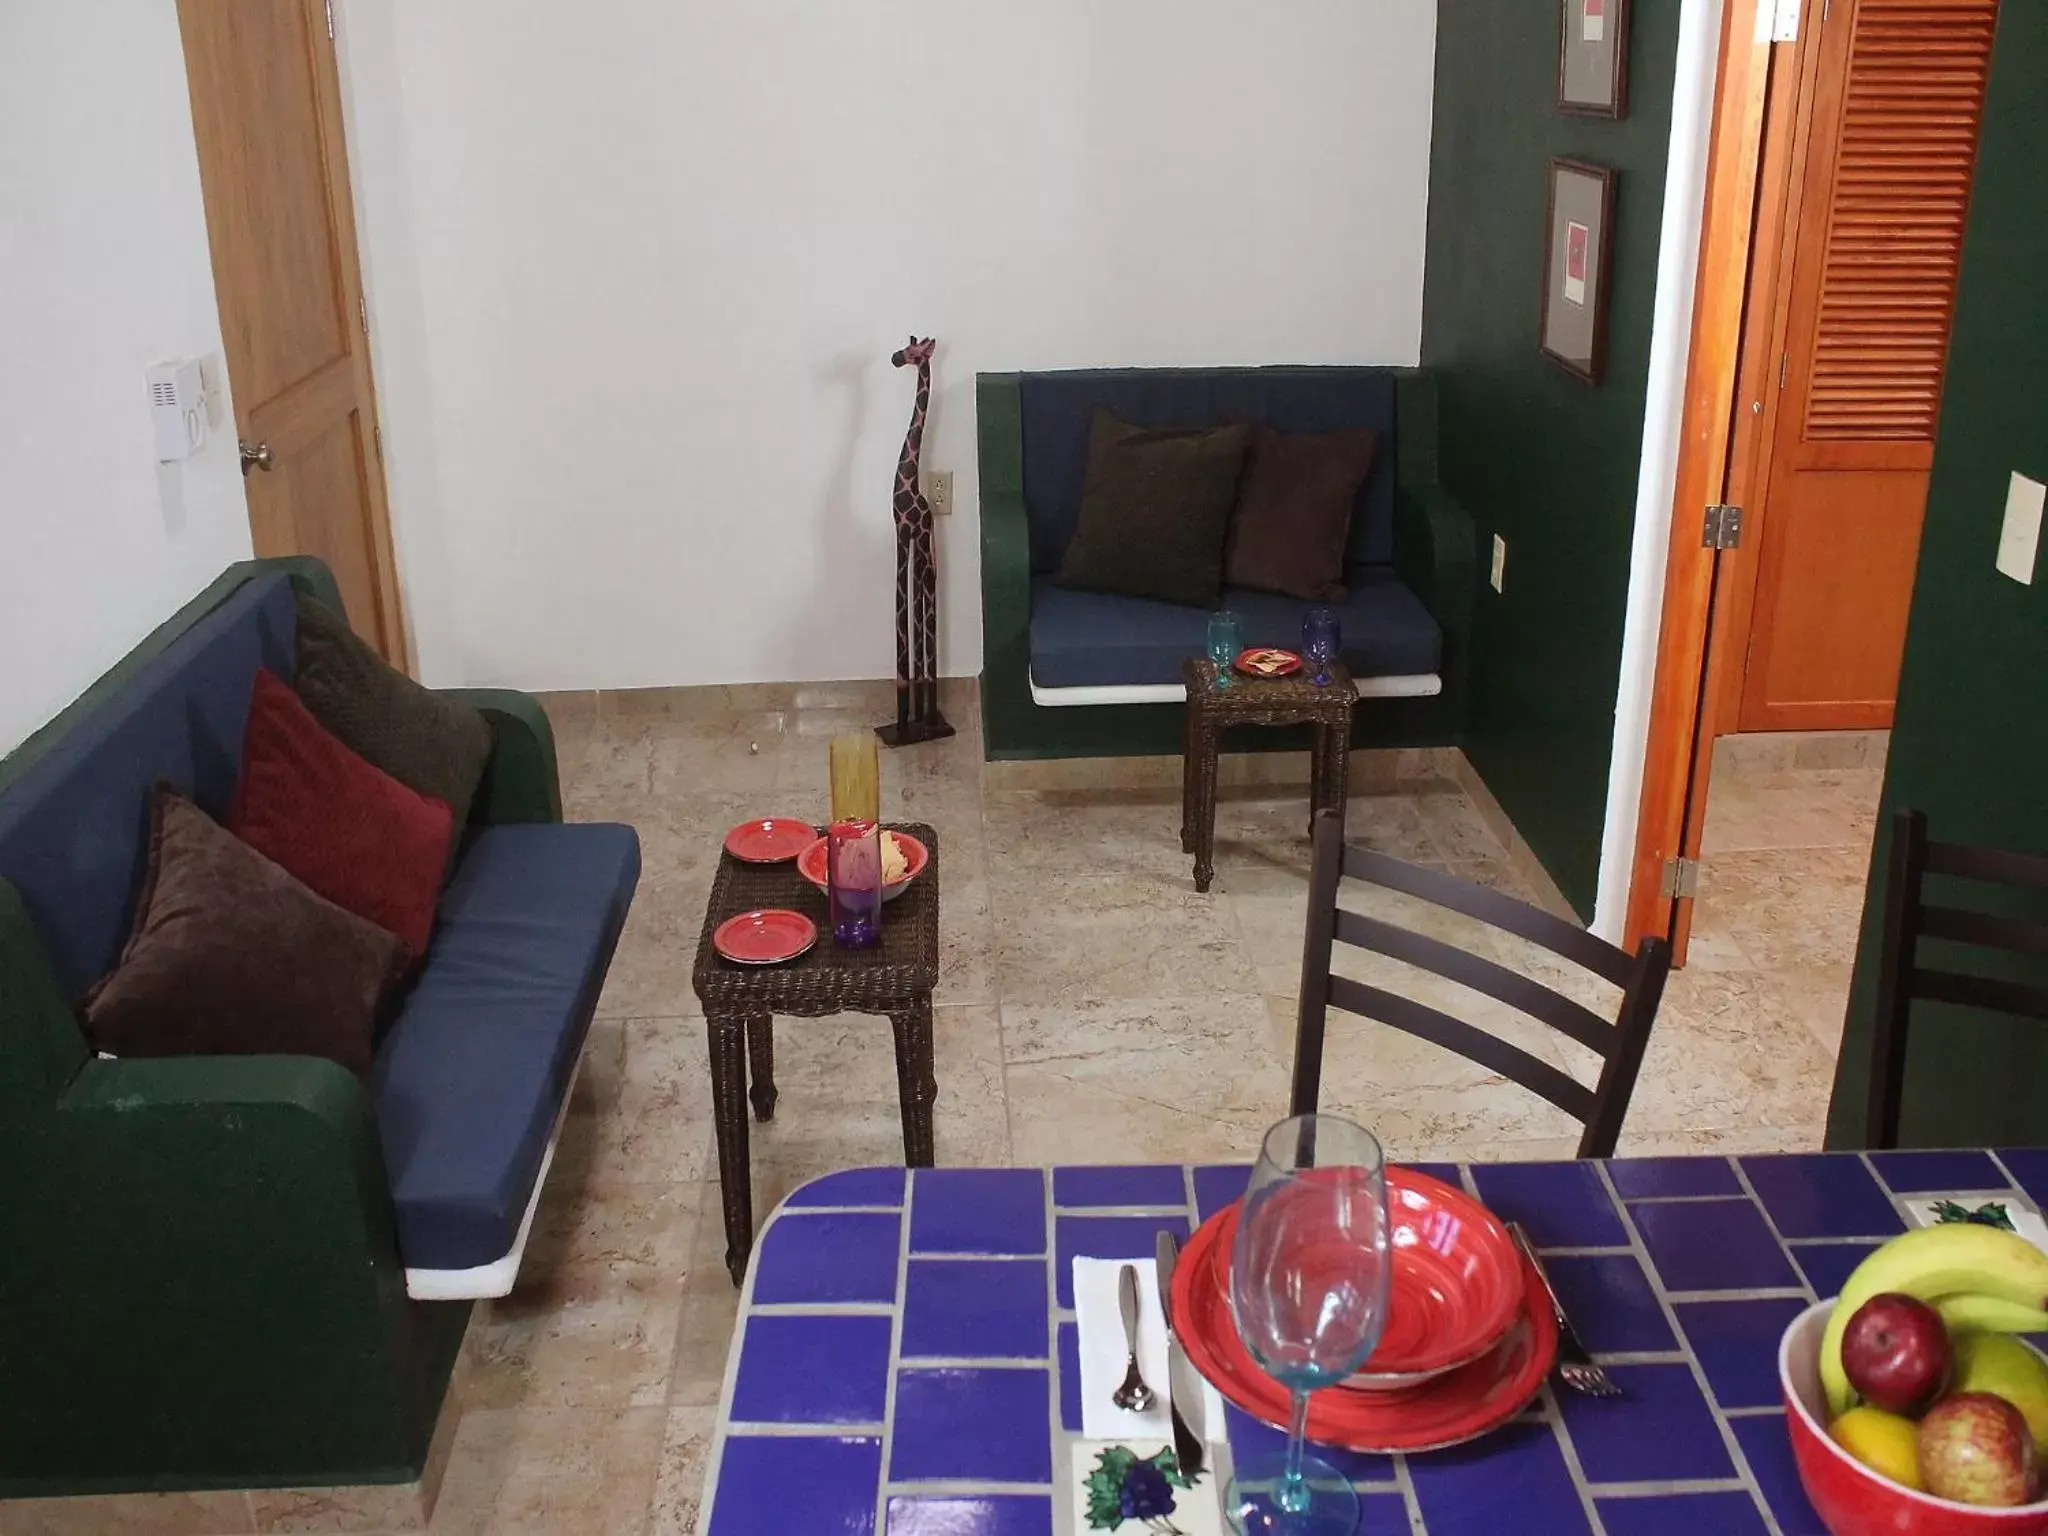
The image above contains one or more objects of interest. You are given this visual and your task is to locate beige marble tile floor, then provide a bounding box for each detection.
[18,699,1880,1535]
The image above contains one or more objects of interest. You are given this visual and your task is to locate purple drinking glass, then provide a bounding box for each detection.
[1303,607,1341,687]
[827,819,882,948]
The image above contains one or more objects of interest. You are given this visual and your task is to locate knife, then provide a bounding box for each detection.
[1155,1230,1206,1480]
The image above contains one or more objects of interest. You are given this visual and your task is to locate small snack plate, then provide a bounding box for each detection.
[795,831,929,903]
[713,909,817,965]
[1234,647,1303,679]
[723,818,818,864]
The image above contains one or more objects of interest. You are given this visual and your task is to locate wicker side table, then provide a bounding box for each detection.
[1179,657,1354,891]
[690,823,940,1285]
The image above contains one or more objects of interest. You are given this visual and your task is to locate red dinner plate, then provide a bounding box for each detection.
[713,909,817,966]
[1169,1199,1557,1453]
[1235,647,1303,679]
[795,833,929,902]
[724,818,818,863]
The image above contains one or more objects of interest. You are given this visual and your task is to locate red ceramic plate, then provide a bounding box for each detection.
[795,832,928,902]
[1170,1199,1557,1453]
[723,818,818,864]
[1235,647,1304,679]
[713,909,817,966]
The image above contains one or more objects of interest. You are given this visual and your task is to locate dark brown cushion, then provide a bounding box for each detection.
[1222,424,1380,602]
[82,787,407,1079]
[1054,411,1251,609]
[292,592,494,834]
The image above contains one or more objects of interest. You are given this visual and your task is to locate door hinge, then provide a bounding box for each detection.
[1744,629,1758,677]
[1661,857,1701,901]
[1770,0,1800,41]
[325,0,335,39]
[373,423,383,460]
[1703,503,1744,550]
[1822,0,1832,22]
[358,296,368,335]
[1779,352,1789,391]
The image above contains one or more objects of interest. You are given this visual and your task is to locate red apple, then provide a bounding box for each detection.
[1919,1392,2038,1507]
[1841,1293,1951,1414]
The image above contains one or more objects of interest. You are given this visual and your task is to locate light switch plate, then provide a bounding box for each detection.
[1490,534,1506,593]
[1996,471,2045,585]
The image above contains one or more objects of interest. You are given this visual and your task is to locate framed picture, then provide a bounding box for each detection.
[1557,0,1630,117]
[1539,158,1618,385]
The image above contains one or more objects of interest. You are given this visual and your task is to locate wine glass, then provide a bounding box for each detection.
[1227,1114,1391,1535]
[1207,610,1244,690]
[1302,608,1341,688]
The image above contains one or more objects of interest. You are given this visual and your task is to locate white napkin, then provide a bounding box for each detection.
[1073,1256,1228,1443]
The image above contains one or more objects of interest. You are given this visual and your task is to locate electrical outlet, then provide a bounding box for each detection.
[1490,534,1507,593]
[925,469,954,516]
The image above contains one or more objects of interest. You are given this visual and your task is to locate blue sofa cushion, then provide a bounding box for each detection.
[0,575,294,999]
[372,820,640,1271]
[1029,570,1442,691]
[1017,368,1398,577]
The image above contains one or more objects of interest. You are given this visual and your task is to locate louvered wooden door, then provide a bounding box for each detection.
[1738,0,1994,730]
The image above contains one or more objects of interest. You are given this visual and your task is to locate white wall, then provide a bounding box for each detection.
[337,0,1438,691]
[0,2,252,755]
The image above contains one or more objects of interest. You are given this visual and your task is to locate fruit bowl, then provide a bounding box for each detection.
[795,832,927,902]
[1782,1300,2048,1534]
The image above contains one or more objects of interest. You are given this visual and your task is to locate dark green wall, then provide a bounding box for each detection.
[1420,0,1683,915]
[1826,2,2048,1148]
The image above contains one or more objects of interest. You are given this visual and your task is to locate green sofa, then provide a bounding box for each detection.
[978,366,1476,760]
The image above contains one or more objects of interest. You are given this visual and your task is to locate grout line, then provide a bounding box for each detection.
[873,1170,915,1536]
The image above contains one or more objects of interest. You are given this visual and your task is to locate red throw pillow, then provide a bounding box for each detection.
[228,668,454,957]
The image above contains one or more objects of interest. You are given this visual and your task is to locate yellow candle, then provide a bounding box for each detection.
[829,731,880,824]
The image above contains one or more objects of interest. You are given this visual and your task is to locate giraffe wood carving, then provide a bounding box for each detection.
[876,334,954,746]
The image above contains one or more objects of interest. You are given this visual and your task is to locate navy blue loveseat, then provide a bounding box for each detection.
[978,367,1476,759]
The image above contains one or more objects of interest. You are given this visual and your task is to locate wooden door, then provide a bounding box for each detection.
[178,0,407,664]
[1736,0,1994,731]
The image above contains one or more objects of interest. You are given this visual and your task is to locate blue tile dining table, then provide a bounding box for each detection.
[700,1149,2048,1535]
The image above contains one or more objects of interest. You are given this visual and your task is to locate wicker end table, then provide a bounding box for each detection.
[1180,656,1355,892]
[690,823,940,1285]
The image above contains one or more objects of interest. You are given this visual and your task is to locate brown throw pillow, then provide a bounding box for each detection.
[82,787,408,1079]
[1222,425,1380,602]
[292,593,494,834]
[1054,411,1251,609]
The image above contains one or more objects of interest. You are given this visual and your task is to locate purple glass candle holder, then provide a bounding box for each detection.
[827,819,882,949]
[1303,607,1341,687]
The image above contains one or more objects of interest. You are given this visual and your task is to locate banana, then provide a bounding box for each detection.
[1821,1224,2048,1416]
[1933,1291,2048,1336]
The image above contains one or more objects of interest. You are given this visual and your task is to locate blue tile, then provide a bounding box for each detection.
[901,1259,1047,1361]
[731,1315,892,1424]
[1742,1154,1906,1240]
[1053,1165,1188,1208]
[1355,1493,1413,1533]
[1608,1155,1740,1199]
[1633,1198,1799,1292]
[709,1434,881,1536]
[1730,1413,1828,1536]
[1194,1164,1250,1218]
[1788,1240,1881,1300]
[1408,1420,1592,1535]
[891,1368,1053,1484]
[1674,1297,1810,1409]
[1596,1492,1769,1535]
[885,1495,1054,1536]
[1558,1363,1734,1483]
[1999,1148,2048,1209]
[1470,1162,1627,1249]
[1222,1404,1397,1486]
[785,1166,906,1208]
[1054,1214,1190,1309]
[1057,1321,1081,1433]
[752,1212,902,1305]
[1870,1149,2010,1194]
[1544,1254,1675,1354]
[1403,1161,1464,1188]
[911,1169,1046,1255]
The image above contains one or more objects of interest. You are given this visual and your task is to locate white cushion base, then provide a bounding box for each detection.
[1028,673,1443,707]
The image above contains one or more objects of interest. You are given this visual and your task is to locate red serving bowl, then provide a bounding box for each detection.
[1782,1300,2048,1534]
[795,832,928,902]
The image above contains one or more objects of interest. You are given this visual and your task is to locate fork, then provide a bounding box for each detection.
[1509,1221,1621,1399]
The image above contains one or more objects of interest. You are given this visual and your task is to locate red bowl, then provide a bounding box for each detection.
[1781,1300,2048,1534]
[795,832,928,902]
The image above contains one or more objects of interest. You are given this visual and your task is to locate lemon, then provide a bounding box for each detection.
[1831,1406,1925,1490]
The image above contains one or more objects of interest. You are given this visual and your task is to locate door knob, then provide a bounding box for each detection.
[239,441,275,475]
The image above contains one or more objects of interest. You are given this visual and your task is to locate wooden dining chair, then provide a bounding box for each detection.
[1867,807,2048,1149]
[1290,809,1673,1159]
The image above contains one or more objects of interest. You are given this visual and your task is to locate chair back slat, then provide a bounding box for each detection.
[1924,839,2048,891]
[1332,908,1616,1057]
[1914,967,2048,1022]
[1340,843,1632,986]
[1325,976,1598,1121]
[1918,904,2048,959]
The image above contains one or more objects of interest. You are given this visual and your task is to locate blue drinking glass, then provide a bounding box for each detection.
[1227,1114,1391,1535]
[1207,610,1244,690]
[1302,608,1340,688]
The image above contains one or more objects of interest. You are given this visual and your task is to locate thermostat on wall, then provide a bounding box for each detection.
[147,359,208,463]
